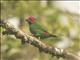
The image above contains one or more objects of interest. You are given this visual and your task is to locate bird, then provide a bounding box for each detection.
[26,16,57,39]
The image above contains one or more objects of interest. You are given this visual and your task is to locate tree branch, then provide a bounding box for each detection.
[0,20,80,60]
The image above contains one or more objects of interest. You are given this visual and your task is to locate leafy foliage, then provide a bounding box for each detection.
[1,1,80,60]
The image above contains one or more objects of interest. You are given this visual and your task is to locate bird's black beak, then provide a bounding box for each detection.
[26,19,28,22]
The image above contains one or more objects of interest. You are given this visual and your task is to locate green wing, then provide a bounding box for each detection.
[29,23,57,39]
[30,23,47,36]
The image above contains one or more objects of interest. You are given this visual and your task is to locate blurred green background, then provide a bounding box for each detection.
[1,0,80,60]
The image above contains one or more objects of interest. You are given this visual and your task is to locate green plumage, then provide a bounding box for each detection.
[30,23,48,39]
[26,16,57,39]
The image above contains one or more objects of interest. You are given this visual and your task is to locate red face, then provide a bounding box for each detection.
[26,16,36,24]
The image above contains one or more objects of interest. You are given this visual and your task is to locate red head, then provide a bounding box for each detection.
[26,16,36,24]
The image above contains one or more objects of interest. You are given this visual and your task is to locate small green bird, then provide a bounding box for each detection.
[26,16,57,39]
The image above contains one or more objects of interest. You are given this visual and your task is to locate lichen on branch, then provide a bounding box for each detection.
[0,20,80,60]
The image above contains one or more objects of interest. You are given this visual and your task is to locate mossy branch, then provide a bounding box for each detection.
[0,20,80,60]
